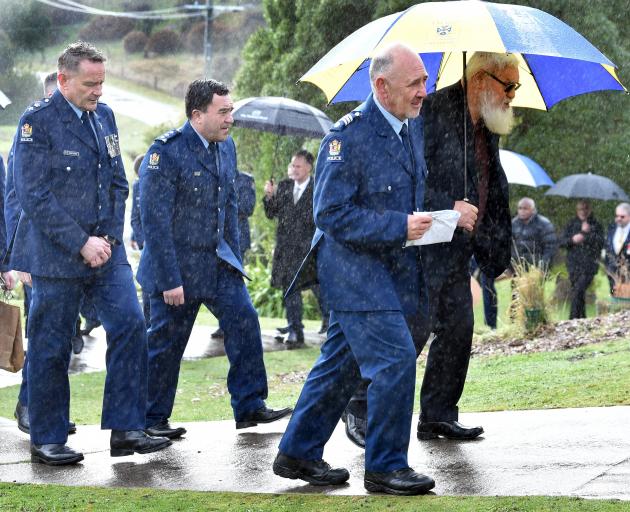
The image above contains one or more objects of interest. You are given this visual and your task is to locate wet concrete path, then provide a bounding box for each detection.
[0,406,628,499]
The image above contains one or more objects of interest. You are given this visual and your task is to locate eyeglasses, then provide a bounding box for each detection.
[483,70,521,94]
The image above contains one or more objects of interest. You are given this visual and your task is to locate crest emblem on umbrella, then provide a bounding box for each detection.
[436,25,452,36]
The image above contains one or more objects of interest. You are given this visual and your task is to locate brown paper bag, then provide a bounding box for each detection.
[0,300,24,372]
[613,282,630,299]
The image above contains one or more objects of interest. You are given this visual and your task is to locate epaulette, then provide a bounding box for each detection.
[24,97,53,115]
[330,111,361,131]
[155,128,182,143]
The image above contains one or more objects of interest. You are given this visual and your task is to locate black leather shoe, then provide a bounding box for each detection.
[343,410,366,448]
[364,467,435,495]
[417,420,484,440]
[275,325,291,335]
[273,452,349,486]
[15,402,76,435]
[110,430,172,457]
[285,329,304,348]
[318,323,329,335]
[144,421,187,440]
[31,444,84,466]
[210,327,224,339]
[71,335,84,355]
[235,406,292,429]
[80,319,101,336]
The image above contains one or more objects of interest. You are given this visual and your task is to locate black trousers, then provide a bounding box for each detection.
[283,284,328,332]
[568,269,596,319]
[346,263,474,424]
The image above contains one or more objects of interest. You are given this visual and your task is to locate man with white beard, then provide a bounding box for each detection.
[343,52,516,447]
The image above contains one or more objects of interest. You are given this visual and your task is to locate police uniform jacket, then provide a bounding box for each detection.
[264,177,315,289]
[235,171,255,256]
[137,121,244,299]
[10,90,128,277]
[423,82,511,278]
[0,156,7,272]
[295,94,426,315]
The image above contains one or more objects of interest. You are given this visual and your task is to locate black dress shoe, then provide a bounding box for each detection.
[417,420,484,440]
[285,329,304,348]
[15,402,76,435]
[343,410,366,448]
[210,327,224,339]
[317,322,329,335]
[275,325,291,335]
[235,406,292,429]
[31,444,84,466]
[273,452,349,486]
[71,335,84,355]
[80,319,101,336]
[364,467,435,495]
[110,430,172,457]
[144,421,187,440]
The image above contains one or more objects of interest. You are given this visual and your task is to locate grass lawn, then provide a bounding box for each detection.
[1,483,627,512]
[1,338,628,425]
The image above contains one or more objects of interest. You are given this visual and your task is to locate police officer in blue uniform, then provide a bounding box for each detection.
[272,44,435,496]
[1,155,16,290]
[138,79,291,440]
[11,42,171,465]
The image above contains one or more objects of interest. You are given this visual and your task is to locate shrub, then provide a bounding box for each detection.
[123,30,148,54]
[185,22,206,54]
[78,16,135,42]
[145,29,182,56]
[0,71,42,126]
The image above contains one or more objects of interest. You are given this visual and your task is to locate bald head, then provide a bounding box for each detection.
[615,202,630,227]
[517,197,536,222]
[370,43,428,121]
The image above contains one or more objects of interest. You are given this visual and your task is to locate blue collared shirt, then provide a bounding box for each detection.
[191,123,210,150]
[373,95,407,141]
[65,97,98,139]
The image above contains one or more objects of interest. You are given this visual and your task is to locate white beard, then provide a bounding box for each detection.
[479,89,515,135]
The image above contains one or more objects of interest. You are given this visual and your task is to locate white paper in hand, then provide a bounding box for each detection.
[405,210,461,247]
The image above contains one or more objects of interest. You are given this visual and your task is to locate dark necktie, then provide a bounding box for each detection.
[81,111,98,149]
[400,123,415,171]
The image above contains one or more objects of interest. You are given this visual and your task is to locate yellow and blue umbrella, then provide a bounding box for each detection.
[300,0,626,109]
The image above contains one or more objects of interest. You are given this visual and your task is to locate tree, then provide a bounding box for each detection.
[2,1,53,56]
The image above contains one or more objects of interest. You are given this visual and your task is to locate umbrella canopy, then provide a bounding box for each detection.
[545,173,629,201]
[0,89,11,109]
[232,96,333,138]
[499,149,554,188]
[300,0,626,109]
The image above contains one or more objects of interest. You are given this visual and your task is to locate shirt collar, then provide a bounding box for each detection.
[190,123,210,150]
[294,176,310,190]
[373,95,407,139]
[64,97,87,120]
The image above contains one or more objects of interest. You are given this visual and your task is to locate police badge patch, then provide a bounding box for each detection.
[104,133,121,158]
[20,123,33,142]
[147,152,160,169]
[327,139,343,162]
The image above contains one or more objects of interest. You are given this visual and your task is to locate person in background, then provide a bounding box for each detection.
[604,202,630,294]
[129,153,150,327]
[560,199,605,318]
[511,197,557,270]
[264,150,328,346]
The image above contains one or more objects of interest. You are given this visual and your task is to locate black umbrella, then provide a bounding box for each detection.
[232,96,332,138]
[545,173,629,201]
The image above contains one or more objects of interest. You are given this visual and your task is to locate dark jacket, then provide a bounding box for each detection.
[130,179,144,249]
[137,121,243,298]
[264,177,315,289]
[11,90,128,277]
[0,156,7,272]
[604,222,630,280]
[560,215,605,275]
[511,213,558,269]
[235,171,255,257]
[422,82,512,279]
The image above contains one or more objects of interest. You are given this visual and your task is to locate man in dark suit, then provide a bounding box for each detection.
[273,43,435,496]
[11,42,170,465]
[604,202,630,294]
[263,150,326,346]
[342,51,514,447]
[137,79,291,440]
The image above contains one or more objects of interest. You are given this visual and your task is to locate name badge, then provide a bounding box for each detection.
[63,150,80,157]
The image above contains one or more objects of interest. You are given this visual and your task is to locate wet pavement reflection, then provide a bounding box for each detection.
[1,407,629,499]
